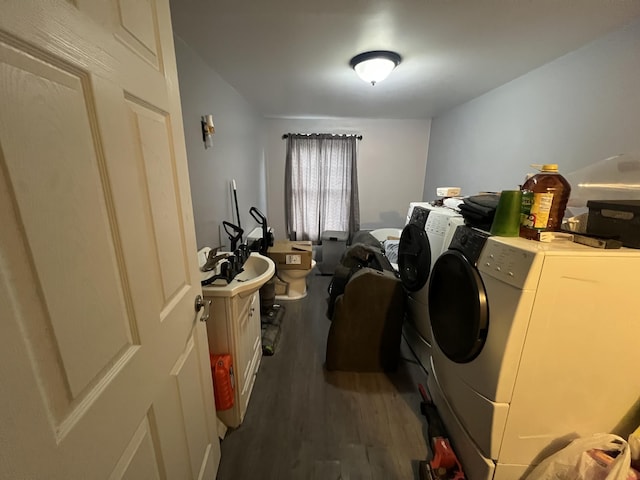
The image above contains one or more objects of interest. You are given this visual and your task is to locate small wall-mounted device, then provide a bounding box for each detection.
[201,114,215,149]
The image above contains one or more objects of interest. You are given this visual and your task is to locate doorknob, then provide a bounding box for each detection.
[194,295,211,322]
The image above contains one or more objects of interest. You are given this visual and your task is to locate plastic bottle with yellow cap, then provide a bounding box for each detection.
[519,164,572,240]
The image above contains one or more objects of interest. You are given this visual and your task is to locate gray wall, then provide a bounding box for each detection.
[424,20,640,200]
[263,117,431,240]
[174,36,266,250]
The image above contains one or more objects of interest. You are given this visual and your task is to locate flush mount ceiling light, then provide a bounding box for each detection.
[349,50,402,86]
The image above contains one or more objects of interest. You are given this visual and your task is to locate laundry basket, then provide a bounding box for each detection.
[318,230,348,275]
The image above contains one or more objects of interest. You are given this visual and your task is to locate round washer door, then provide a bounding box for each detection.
[428,250,488,363]
[398,223,431,292]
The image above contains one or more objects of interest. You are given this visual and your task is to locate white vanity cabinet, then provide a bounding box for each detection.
[203,289,262,428]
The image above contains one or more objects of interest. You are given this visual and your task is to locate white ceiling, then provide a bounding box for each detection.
[170,0,640,120]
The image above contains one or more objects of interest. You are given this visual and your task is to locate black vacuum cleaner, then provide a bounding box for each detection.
[248,207,274,255]
[223,220,244,252]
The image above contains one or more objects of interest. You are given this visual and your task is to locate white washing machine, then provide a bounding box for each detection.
[427,228,640,479]
[399,202,462,374]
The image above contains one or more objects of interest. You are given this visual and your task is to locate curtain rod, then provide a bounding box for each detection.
[282,133,363,140]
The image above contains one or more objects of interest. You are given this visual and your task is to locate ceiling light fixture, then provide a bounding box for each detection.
[349,50,402,86]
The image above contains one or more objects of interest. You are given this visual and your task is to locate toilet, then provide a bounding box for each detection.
[256,228,316,300]
[275,260,317,300]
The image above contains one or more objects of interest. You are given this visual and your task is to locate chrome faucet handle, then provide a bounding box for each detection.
[201,249,228,272]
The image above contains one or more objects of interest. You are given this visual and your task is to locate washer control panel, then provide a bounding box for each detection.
[425,211,450,236]
[448,226,489,265]
[479,239,538,290]
[409,206,430,230]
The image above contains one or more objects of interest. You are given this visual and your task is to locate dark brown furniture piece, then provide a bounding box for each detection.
[325,261,405,372]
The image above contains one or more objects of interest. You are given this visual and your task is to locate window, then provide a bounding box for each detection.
[284,134,360,242]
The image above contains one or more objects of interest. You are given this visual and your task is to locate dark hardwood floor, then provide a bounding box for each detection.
[216,270,431,480]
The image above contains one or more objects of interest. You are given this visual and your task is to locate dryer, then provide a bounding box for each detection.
[428,228,640,479]
[399,202,462,374]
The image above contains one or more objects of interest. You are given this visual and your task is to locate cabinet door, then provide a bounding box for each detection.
[235,292,262,416]
[205,291,262,428]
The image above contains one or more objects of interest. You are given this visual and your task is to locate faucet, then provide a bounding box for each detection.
[200,248,228,272]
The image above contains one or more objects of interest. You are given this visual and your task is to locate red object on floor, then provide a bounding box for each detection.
[418,383,466,480]
[210,354,234,411]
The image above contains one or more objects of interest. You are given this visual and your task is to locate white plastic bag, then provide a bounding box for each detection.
[526,433,632,480]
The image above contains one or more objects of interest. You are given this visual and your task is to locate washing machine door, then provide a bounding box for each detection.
[398,223,431,292]
[428,250,488,363]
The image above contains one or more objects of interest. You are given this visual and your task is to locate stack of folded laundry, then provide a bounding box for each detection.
[459,194,501,231]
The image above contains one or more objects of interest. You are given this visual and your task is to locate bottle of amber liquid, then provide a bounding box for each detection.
[519,164,571,240]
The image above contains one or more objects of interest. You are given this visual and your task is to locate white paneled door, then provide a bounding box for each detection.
[0,1,220,478]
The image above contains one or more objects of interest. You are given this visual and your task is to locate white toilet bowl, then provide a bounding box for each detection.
[275,260,317,300]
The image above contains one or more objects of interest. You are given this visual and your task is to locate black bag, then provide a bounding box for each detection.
[325,242,394,320]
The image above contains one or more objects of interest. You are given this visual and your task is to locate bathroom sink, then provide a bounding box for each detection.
[199,250,275,298]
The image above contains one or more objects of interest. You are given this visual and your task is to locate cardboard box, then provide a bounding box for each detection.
[267,240,313,270]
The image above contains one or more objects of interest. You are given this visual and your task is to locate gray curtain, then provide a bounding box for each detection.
[284,134,360,242]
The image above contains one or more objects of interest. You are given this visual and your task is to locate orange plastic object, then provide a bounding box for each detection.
[210,354,235,411]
